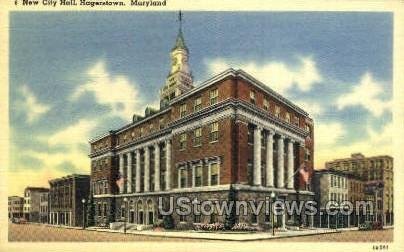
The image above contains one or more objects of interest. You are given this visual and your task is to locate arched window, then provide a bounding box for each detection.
[147,200,154,225]
[137,200,144,224]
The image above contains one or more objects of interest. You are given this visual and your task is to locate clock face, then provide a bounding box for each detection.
[172,57,178,65]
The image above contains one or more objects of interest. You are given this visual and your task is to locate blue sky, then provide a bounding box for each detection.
[9,11,393,195]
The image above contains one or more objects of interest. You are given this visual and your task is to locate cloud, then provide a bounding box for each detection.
[315,122,392,168]
[47,119,96,147]
[314,121,346,147]
[17,85,50,123]
[205,56,322,95]
[336,72,391,117]
[70,60,145,120]
[294,100,324,118]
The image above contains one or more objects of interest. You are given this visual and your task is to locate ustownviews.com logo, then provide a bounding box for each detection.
[157,196,375,217]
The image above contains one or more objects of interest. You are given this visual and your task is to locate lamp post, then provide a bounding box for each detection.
[123,197,128,234]
[81,199,86,229]
[270,191,276,236]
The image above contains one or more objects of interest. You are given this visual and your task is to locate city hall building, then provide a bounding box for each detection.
[89,17,314,229]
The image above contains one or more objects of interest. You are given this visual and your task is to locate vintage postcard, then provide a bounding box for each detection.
[0,1,403,252]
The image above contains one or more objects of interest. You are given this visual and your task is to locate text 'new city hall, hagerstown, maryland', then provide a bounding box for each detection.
[89,14,314,230]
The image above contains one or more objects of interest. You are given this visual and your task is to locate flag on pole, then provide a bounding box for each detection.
[116,173,124,190]
[299,163,310,184]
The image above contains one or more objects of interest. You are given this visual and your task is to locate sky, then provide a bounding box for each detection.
[9,11,393,196]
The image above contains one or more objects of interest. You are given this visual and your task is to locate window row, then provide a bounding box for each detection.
[179,88,219,118]
[93,180,109,195]
[178,162,220,188]
[249,90,301,127]
[330,175,347,189]
[330,192,348,203]
[179,121,219,150]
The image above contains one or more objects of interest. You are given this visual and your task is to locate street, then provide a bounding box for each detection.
[8,223,393,242]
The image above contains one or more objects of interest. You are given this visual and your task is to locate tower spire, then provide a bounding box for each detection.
[160,11,194,108]
[173,10,188,52]
[178,10,183,32]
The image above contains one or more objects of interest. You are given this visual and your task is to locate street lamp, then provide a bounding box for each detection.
[81,198,86,229]
[270,191,276,236]
[123,197,128,234]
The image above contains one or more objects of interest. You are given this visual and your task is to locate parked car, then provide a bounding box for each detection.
[372,221,383,230]
[358,221,372,231]
[15,218,27,224]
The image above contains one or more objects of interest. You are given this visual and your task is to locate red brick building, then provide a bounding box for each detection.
[89,18,314,229]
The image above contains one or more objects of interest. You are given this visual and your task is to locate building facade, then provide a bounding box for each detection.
[325,153,393,225]
[49,174,90,227]
[39,191,49,223]
[89,17,314,230]
[23,187,49,222]
[8,196,24,219]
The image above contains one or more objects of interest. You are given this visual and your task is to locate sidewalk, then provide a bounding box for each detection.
[86,227,339,241]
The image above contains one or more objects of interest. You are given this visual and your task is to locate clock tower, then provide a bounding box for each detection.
[160,11,194,108]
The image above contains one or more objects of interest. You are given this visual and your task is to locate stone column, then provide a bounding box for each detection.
[119,154,124,194]
[253,126,262,186]
[135,150,141,192]
[192,165,196,187]
[287,139,294,189]
[277,136,285,188]
[154,143,161,191]
[144,147,150,192]
[127,152,132,193]
[266,131,274,187]
[165,140,171,190]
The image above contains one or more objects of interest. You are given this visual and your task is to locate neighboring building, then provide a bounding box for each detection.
[48,174,90,227]
[313,169,350,228]
[347,175,366,226]
[89,14,314,230]
[39,191,49,223]
[325,153,393,225]
[23,187,49,222]
[8,196,24,219]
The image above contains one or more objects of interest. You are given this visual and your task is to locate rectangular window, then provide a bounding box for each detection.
[193,127,202,146]
[210,163,219,186]
[194,96,202,112]
[180,104,187,118]
[194,214,201,223]
[159,118,165,129]
[103,181,108,194]
[263,98,269,110]
[285,112,291,123]
[180,214,186,222]
[103,203,107,217]
[247,126,254,144]
[251,213,258,224]
[179,133,187,150]
[180,169,187,188]
[195,165,202,187]
[250,90,256,104]
[294,115,299,126]
[209,121,219,142]
[210,88,218,105]
[275,106,280,118]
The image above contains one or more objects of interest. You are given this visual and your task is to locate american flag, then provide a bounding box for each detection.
[299,163,310,184]
[116,173,124,190]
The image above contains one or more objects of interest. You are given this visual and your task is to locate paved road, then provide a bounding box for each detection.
[8,223,200,242]
[8,223,393,242]
[264,229,393,242]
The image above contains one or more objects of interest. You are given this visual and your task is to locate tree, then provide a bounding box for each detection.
[224,185,237,230]
[108,197,116,224]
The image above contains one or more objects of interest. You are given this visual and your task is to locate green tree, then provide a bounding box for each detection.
[224,185,237,230]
